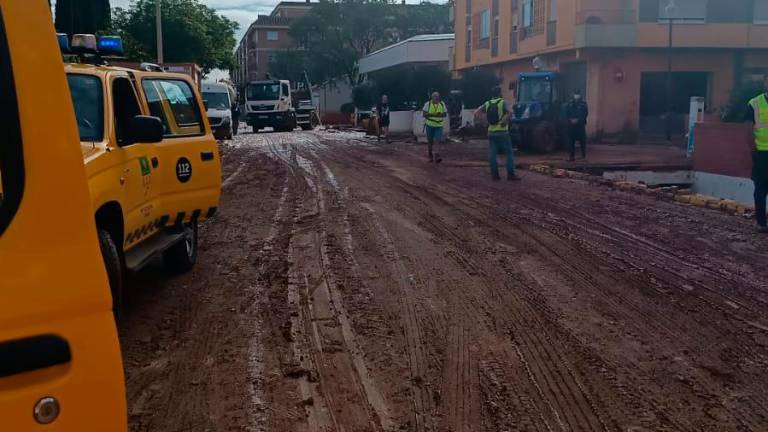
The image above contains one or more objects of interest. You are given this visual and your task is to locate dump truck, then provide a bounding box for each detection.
[244,73,319,133]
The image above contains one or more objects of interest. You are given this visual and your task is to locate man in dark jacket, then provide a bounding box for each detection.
[564,89,588,161]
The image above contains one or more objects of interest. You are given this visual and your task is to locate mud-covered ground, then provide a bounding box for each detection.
[120,130,768,432]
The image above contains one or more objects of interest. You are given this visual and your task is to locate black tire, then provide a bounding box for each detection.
[98,229,124,317]
[163,220,198,273]
[300,123,313,131]
[533,122,558,153]
[252,126,259,133]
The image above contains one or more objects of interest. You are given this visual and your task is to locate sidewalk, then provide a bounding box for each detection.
[443,138,691,173]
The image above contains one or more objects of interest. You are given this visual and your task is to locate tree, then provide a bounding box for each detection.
[460,69,501,109]
[111,0,237,73]
[55,0,111,36]
[285,0,450,87]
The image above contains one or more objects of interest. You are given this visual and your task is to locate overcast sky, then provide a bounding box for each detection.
[57,1,447,79]
[108,0,448,43]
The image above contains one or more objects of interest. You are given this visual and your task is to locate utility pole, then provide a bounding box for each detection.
[156,0,164,64]
[665,0,676,142]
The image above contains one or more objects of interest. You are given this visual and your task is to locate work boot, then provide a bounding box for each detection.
[508,174,522,181]
[757,225,768,234]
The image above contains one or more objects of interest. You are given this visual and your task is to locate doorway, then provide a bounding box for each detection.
[639,71,709,136]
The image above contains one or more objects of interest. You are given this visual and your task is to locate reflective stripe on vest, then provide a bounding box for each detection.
[425,102,446,128]
[750,95,768,151]
[486,98,508,133]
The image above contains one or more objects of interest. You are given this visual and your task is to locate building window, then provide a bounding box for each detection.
[522,0,545,37]
[465,29,472,62]
[492,0,499,16]
[492,18,499,56]
[480,9,491,39]
[266,31,279,41]
[658,0,707,23]
[756,0,768,24]
[466,0,472,14]
[523,0,533,28]
[549,0,557,21]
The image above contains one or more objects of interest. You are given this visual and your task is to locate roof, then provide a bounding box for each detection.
[254,15,292,26]
[358,34,454,75]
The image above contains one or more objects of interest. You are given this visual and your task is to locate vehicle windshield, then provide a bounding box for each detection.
[203,91,230,110]
[519,79,552,103]
[247,83,280,101]
[66,74,104,141]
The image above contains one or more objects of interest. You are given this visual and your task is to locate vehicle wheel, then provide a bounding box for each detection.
[163,220,198,273]
[252,126,259,133]
[533,122,558,153]
[98,229,124,317]
[300,123,313,131]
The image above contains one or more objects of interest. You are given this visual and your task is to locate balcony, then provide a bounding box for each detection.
[575,9,637,48]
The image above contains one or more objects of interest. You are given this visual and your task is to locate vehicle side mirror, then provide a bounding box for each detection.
[130,115,163,143]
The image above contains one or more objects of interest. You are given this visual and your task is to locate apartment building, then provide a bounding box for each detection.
[453,0,768,138]
[231,1,313,91]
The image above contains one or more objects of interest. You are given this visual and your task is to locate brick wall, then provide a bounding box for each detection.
[693,122,754,178]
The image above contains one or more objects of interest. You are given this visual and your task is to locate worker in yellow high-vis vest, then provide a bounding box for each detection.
[748,76,768,233]
[475,86,521,181]
[422,92,447,163]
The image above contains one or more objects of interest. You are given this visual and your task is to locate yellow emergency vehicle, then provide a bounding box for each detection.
[62,35,222,312]
[0,1,126,429]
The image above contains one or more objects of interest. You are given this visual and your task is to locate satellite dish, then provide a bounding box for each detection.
[532,56,544,71]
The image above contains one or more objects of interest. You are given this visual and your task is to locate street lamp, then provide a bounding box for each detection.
[664,0,677,142]
[156,0,163,64]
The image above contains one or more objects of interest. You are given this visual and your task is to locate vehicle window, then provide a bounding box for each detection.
[281,83,289,98]
[0,10,24,236]
[247,83,280,101]
[519,79,552,103]
[142,79,203,137]
[112,77,142,145]
[203,92,230,110]
[66,74,104,142]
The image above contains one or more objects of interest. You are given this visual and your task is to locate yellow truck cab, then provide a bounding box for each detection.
[0,1,126,430]
[62,38,221,311]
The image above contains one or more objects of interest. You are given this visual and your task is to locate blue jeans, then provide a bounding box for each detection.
[488,132,514,178]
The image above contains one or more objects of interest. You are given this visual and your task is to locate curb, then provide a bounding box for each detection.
[525,164,754,217]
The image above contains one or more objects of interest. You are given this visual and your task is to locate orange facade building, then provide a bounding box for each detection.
[453,0,768,139]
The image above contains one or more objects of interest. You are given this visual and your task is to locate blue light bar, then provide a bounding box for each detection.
[57,33,70,53]
[97,36,124,56]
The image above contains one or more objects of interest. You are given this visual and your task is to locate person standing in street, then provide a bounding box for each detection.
[423,92,447,163]
[231,97,240,136]
[565,89,589,161]
[375,94,391,143]
[748,76,768,233]
[475,87,521,181]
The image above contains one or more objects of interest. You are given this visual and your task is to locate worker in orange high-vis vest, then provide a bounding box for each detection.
[748,76,768,233]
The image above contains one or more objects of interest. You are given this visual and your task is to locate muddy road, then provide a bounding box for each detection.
[120,130,768,432]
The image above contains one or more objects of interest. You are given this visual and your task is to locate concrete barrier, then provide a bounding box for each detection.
[692,122,754,205]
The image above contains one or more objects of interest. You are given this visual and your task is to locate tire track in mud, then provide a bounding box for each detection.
[315,147,693,431]
[256,133,395,431]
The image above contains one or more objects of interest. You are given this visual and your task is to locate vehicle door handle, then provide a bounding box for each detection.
[0,335,71,378]
[200,151,215,161]
[151,157,159,168]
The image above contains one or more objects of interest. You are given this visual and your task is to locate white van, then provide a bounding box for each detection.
[202,82,236,139]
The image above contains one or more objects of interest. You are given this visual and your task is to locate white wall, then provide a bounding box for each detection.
[315,79,353,114]
[388,111,413,133]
